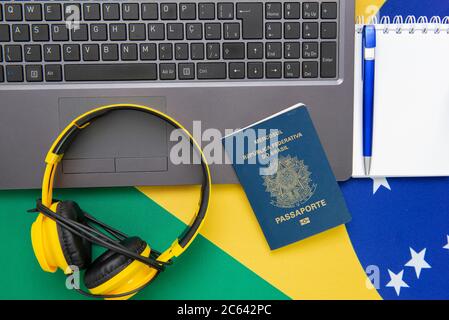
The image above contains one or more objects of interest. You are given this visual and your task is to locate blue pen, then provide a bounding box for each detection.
[362,25,376,176]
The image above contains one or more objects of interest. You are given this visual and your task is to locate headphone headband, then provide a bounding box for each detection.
[41,104,212,263]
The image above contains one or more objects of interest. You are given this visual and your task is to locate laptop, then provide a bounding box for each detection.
[0,0,354,189]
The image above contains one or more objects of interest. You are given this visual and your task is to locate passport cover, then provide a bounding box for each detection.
[223,103,351,250]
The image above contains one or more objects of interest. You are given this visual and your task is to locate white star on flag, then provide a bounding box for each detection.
[405,248,431,279]
[386,269,409,296]
[371,177,391,195]
[444,235,449,250]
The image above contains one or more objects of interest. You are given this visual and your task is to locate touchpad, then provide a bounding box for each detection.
[58,97,168,174]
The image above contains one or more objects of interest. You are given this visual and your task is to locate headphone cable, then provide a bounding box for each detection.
[83,211,128,241]
[32,201,169,271]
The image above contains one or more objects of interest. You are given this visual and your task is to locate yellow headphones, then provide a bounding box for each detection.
[29,104,212,300]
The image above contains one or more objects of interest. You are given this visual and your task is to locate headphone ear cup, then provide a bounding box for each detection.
[84,236,157,300]
[56,201,92,270]
[31,200,92,273]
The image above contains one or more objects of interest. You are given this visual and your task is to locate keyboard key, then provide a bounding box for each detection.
[31,24,49,41]
[223,43,245,59]
[121,43,138,61]
[247,42,263,59]
[321,2,338,19]
[129,24,146,40]
[83,3,101,21]
[24,45,42,62]
[284,62,300,78]
[303,42,319,59]
[206,43,220,60]
[199,3,215,20]
[247,62,263,79]
[284,22,300,39]
[0,25,10,42]
[71,24,88,41]
[175,43,189,60]
[179,3,196,20]
[5,4,22,21]
[266,62,282,78]
[45,65,62,81]
[229,62,245,79]
[302,61,318,78]
[167,23,184,40]
[51,24,69,41]
[159,63,176,80]
[110,24,127,41]
[103,4,120,20]
[83,44,100,61]
[186,23,202,40]
[90,24,107,41]
[63,44,80,61]
[321,22,337,39]
[25,4,42,21]
[26,65,43,82]
[284,3,300,19]
[266,42,282,59]
[6,65,24,82]
[122,3,139,20]
[217,3,234,20]
[148,23,165,40]
[140,43,157,60]
[141,3,158,20]
[320,42,337,78]
[303,22,319,39]
[191,43,204,60]
[266,3,282,19]
[44,44,61,62]
[65,63,158,81]
[266,23,282,39]
[205,23,221,40]
[197,63,226,79]
[178,63,195,80]
[223,23,240,40]
[159,43,173,60]
[12,25,30,42]
[102,44,119,61]
[63,4,81,21]
[44,4,62,21]
[303,2,319,19]
[0,66,4,83]
[237,3,263,39]
[5,45,22,62]
[160,3,177,20]
[284,42,300,59]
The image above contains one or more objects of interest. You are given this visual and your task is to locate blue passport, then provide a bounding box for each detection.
[223,104,351,250]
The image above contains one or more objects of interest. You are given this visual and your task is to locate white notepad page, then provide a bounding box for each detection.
[353,23,449,177]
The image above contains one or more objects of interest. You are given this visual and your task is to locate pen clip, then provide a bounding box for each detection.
[362,26,366,80]
[361,25,376,80]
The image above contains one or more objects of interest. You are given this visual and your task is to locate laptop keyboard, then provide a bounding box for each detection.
[0,1,339,83]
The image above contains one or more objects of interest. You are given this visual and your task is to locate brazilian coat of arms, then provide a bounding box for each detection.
[263,155,317,208]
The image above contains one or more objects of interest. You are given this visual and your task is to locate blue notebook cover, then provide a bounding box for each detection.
[223,104,351,250]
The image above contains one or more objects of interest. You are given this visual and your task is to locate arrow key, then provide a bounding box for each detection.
[266,62,282,79]
[247,42,263,59]
[229,62,245,79]
[247,62,263,79]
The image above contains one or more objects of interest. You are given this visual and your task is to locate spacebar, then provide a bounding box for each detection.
[64,64,157,81]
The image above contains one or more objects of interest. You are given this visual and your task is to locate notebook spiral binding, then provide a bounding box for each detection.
[355,15,449,34]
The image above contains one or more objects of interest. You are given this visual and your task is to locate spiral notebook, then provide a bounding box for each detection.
[353,16,449,177]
